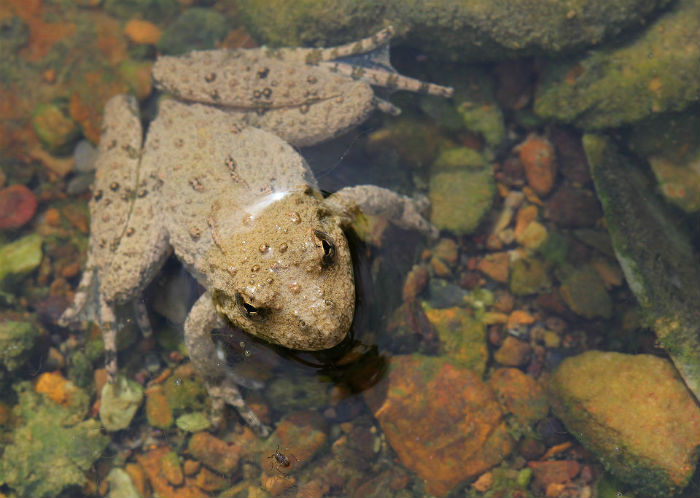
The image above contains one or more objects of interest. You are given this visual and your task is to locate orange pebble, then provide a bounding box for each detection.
[124,19,162,45]
[519,135,556,196]
[45,207,61,226]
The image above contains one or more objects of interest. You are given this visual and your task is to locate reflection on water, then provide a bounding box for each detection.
[0,1,699,497]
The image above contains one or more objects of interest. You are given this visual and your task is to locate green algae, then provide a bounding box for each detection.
[0,234,43,289]
[0,381,109,498]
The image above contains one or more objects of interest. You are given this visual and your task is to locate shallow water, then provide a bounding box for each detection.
[1,2,699,498]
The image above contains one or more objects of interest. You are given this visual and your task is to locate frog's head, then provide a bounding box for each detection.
[208,187,354,351]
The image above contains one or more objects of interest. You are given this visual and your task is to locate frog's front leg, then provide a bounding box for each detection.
[326,185,439,239]
[185,293,271,437]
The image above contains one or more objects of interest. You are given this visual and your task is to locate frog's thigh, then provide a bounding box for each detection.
[185,293,271,437]
[328,185,438,237]
[98,203,170,305]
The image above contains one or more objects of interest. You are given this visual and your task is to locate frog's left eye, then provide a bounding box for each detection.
[313,230,336,267]
[235,292,267,321]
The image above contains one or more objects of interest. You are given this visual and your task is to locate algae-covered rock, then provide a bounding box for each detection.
[549,351,700,497]
[364,354,514,496]
[31,102,81,154]
[100,375,144,431]
[0,382,109,498]
[157,8,229,56]
[0,234,43,286]
[423,305,488,375]
[535,0,699,128]
[584,134,700,401]
[626,108,700,213]
[0,319,39,371]
[509,257,551,296]
[106,468,143,498]
[175,411,211,432]
[236,0,671,61]
[559,265,612,319]
[429,147,495,235]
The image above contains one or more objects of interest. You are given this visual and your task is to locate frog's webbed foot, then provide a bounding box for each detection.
[326,185,439,240]
[313,26,454,102]
[185,293,271,437]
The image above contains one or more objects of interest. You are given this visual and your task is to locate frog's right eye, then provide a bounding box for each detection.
[235,292,267,321]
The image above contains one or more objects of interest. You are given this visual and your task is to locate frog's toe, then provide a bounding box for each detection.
[207,378,271,437]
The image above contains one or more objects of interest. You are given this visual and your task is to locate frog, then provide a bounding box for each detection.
[59,26,453,436]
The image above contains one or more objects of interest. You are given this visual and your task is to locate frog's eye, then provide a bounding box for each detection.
[235,292,267,321]
[313,230,336,267]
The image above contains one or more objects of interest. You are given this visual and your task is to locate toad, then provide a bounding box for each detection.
[60,27,452,436]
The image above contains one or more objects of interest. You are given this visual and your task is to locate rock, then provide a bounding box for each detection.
[187,432,242,475]
[364,355,514,496]
[0,382,109,498]
[123,19,162,45]
[509,257,551,296]
[519,135,557,196]
[535,0,699,128]
[549,351,700,497]
[584,134,700,400]
[477,252,510,283]
[626,108,700,213]
[0,234,43,286]
[429,148,495,235]
[106,468,143,498]
[427,278,468,308]
[544,183,602,227]
[136,446,202,498]
[0,185,38,230]
[99,376,144,431]
[424,306,488,375]
[528,460,580,489]
[34,372,90,422]
[73,140,98,173]
[559,265,613,319]
[432,238,459,266]
[235,0,672,61]
[401,264,429,301]
[175,412,211,432]
[145,384,173,429]
[493,336,532,367]
[103,0,179,22]
[157,8,229,56]
[0,319,39,371]
[31,103,81,154]
[489,368,549,427]
[365,118,447,170]
[265,374,330,412]
[267,411,328,472]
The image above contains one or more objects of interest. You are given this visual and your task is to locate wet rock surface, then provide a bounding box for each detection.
[364,354,514,496]
[549,351,700,497]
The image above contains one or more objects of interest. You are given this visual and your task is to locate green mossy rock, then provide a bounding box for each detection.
[626,108,700,213]
[31,103,81,154]
[559,265,612,319]
[235,0,671,61]
[0,234,43,287]
[429,148,495,235]
[509,258,551,296]
[0,382,109,498]
[535,0,699,128]
[584,134,700,401]
[549,351,700,497]
[0,319,39,371]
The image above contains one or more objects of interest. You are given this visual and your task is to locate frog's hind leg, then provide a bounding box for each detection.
[308,26,453,98]
[185,292,271,437]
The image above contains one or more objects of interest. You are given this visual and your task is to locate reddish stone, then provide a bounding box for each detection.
[0,185,38,230]
[550,127,591,185]
[519,135,557,196]
[136,446,204,498]
[528,460,581,488]
[187,432,241,475]
[364,355,514,496]
[493,336,532,367]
